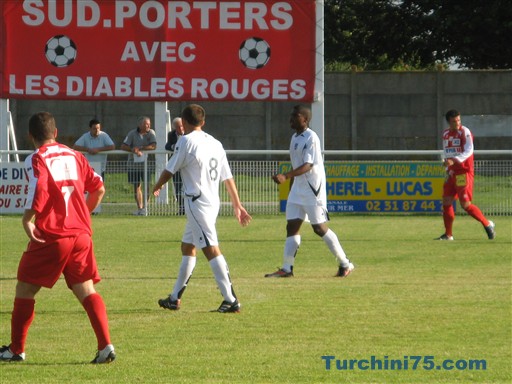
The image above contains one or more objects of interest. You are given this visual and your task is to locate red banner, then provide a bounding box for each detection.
[0,0,316,102]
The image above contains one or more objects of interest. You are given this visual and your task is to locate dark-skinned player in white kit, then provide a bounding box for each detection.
[265,105,355,278]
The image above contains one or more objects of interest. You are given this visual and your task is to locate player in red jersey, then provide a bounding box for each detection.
[436,109,495,241]
[0,112,115,363]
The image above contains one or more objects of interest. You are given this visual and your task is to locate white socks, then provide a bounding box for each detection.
[170,256,196,300]
[322,229,350,267]
[282,235,301,272]
[209,255,236,303]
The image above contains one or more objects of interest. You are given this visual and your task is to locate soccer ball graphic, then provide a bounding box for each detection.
[239,37,271,69]
[45,35,77,67]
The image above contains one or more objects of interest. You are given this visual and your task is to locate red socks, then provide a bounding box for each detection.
[442,205,455,236]
[82,293,111,350]
[10,298,35,355]
[464,204,489,226]
[10,294,111,354]
[444,203,489,236]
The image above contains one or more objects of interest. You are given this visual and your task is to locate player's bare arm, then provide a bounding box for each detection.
[443,158,455,167]
[224,178,252,227]
[21,209,45,243]
[272,163,313,184]
[86,186,105,213]
[152,170,174,197]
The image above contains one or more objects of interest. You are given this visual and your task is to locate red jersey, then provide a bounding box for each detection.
[24,143,103,238]
[442,125,474,175]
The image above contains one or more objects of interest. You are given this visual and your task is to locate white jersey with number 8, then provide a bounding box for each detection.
[165,130,233,209]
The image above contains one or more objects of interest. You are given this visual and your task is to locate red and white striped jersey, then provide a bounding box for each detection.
[442,125,474,175]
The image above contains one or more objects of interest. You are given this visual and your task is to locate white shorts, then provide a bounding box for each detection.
[285,202,329,225]
[182,197,219,249]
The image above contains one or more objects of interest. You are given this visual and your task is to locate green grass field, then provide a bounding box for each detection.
[0,215,510,383]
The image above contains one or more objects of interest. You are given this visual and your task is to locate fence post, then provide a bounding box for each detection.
[1,99,10,163]
[154,102,171,205]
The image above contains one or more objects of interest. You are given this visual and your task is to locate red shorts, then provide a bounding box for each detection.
[17,233,101,289]
[443,172,474,203]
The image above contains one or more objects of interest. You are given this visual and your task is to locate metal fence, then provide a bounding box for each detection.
[99,158,280,216]
[97,151,511,217]
[1,150,511,216]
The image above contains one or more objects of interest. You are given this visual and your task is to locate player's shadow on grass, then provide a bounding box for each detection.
[145,239,284,243]
[105,275,214,280]
[15,361,102,366]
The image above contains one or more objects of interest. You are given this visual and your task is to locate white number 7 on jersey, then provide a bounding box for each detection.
[61,186,75,216]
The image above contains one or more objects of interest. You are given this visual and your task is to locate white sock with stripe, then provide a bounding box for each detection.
[170,256,196,300]
[283,235,300,272]
[209,255,236,303]
[322,229,350,267]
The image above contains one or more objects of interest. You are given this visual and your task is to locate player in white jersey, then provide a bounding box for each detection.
[152,104,251,313]
[265,105,354,278]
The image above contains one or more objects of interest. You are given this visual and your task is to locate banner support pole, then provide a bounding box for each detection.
[154,102,171,204]
[312,0,325,154]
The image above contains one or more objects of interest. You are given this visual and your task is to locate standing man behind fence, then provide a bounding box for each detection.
[73,119,115,181]
[74,119,115,215]
[121,116,156,216]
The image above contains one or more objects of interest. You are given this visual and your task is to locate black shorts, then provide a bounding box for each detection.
[127,163,145,185]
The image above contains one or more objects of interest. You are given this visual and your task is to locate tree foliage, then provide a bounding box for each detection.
[324,0,512,70]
